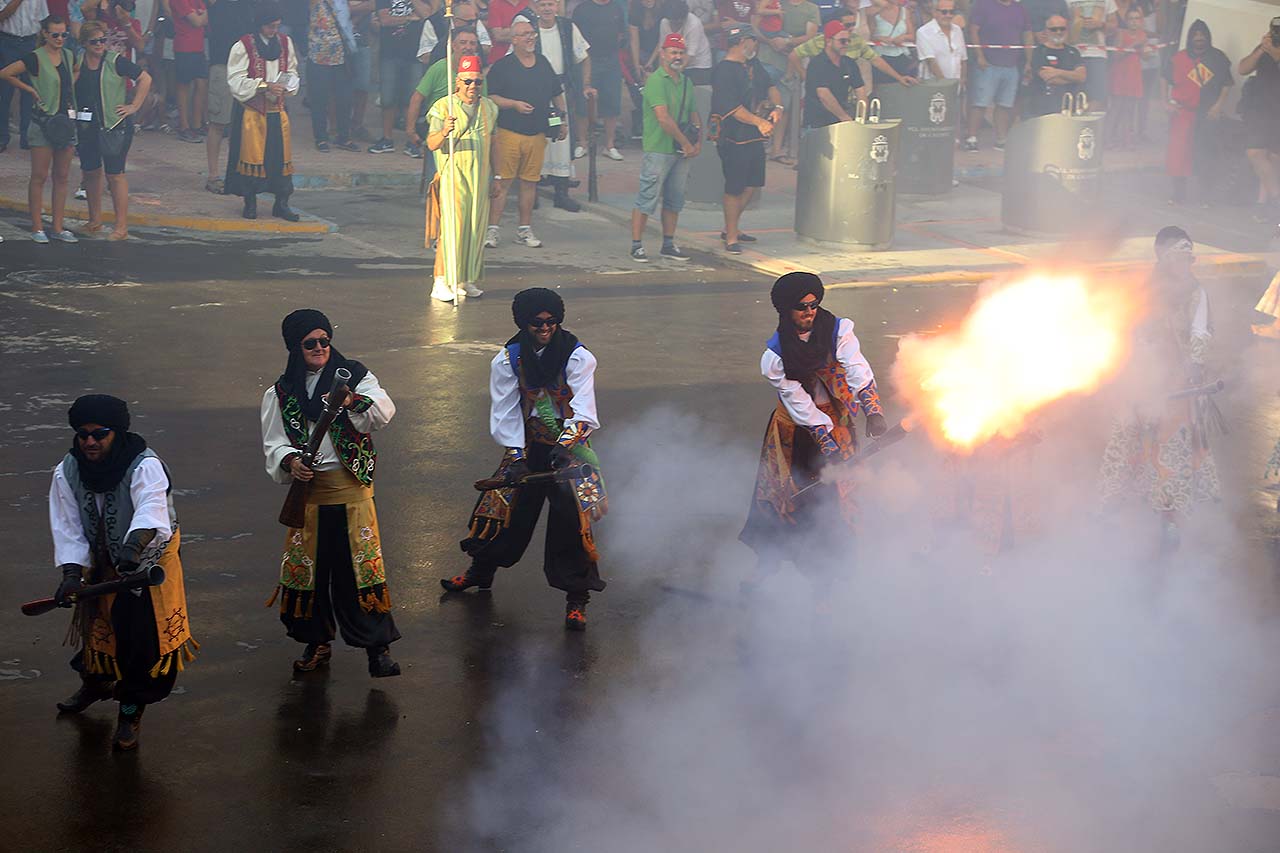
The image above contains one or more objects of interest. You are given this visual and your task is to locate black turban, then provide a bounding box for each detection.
[507,288,578,390]
[67,395,148,494]
[68,394,130,432]
[276,309,368,422]
[1155,225,1192,253]
[255,2,283,27]
[769,272,838,382]
[511,288,565,328]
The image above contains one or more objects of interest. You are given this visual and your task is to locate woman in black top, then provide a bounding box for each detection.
[0,15,79,243]
[76,20,152,240]
[630,0,663,76]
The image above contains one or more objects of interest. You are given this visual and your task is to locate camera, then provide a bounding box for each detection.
[1271,16,1280,47]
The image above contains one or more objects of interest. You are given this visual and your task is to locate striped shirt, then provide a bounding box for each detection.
[0,0,50,37]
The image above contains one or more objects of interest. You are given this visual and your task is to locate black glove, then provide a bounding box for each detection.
[865,412,888,438]
[117,529,156,575]
[548,444,576,471]
[55,564,84,607]
[503,459,531,484]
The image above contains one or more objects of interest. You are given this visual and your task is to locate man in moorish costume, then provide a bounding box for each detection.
[260,309,401,677]
[225,4,302,222]
[425,52,497,304]
[49,395,197,751]
[441,287,607,630]
[1099,226,1222,551]
[740,272,889,578]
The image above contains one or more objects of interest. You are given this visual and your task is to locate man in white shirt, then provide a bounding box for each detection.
[48,394,196,751]
[915,0,965,83]
[416,0,490,63]
[261,309,401,678]
[444,288,608,632]
[740,272,889,581]
[534,0,589,210]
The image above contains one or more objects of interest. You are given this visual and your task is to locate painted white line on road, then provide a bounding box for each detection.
[332,231,407,259]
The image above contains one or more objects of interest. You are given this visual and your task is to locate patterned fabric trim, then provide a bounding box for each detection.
[274,383,377,486]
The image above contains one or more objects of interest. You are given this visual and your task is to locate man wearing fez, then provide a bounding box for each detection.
[260,309,401,676]
[49,395,197,750]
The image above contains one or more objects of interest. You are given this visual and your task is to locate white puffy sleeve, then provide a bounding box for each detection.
[564,347,600,430]
[762,348,833,430]
[282,36,301,89]
[261,386,295,485]
[50,462,91,569]
[835,318,875,392]
[346,370,396,433]
[226,39,258,102]
[489,347,527,449]
[127,457,173,545]
[1188,288,1210,366]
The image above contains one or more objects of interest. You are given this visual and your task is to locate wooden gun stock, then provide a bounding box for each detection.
[474,463,595,492]
[278,368,352,529]
[21,565,166,616]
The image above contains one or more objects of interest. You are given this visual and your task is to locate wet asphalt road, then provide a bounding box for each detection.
[0,192,1277,852]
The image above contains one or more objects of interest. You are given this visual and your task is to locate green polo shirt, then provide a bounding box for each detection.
[414,58,489,123]
[641,65,695,154]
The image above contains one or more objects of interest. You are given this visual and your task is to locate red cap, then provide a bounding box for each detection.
[457,54,482,74]
[663,33,686,49]
[823,19,847,39]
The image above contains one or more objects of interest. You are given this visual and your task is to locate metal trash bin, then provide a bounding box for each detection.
[875,79,959,195]
[795,101,901,249]
[1001,94,1103,235]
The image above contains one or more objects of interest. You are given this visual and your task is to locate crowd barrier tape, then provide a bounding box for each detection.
[863,38,1172,52]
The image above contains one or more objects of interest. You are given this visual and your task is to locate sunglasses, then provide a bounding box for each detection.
[86,37,109,45]
[458,77,482,85]
[1046,26,1066,32]
[833,36,851,44]
[47,31,68,38]
[794,299,821,311]
[528,318,558,329]
[75,427,113,441]
[302,337,331,350]
[936,8,954,13]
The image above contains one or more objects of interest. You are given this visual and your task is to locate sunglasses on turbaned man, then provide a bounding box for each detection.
[302,337,331,350]
[75,427,113,441]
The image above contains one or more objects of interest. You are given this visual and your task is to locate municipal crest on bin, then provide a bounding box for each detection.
[928,92,946,124]
[870,134,890,164]
[1077,127,1096,160]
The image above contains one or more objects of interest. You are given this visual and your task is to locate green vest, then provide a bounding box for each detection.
[31,47,74,115]
[94,51,129,130]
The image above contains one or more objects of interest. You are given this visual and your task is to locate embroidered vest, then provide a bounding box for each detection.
[32,47,74,115]
[97,51,129,129]
[766,321,864,425]
[62,449,177,567]
[239,34,291,114]
[507,341,582,446]
[274,384,378,485]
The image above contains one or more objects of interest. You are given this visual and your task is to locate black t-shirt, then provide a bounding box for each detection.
[710,56,771,143]
[75,55,144,127]
[572,0,625,61]
[487,52,564,135]
[803,50,863,128]
[1025,43,1082,117]
[378,0,425,61]
[21,51,75,115]
[208,0,257,65]
[1244,49,1280,117]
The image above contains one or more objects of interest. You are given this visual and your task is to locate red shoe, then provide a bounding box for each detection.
[564,601,587,631]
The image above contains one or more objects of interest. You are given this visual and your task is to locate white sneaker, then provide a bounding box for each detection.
[573,145,585,159]
[431,276,455,302]
[74,186,87,200]
[484,225,500,248]
[462,282,484,298]
[604,147,623,161]
[515,226,542,248]
[50,229,79,243]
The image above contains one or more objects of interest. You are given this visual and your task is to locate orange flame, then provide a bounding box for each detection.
[893,272,1140,452]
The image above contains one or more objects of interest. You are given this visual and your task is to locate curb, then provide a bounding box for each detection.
[293,171,421,189]
[0,193,334,235]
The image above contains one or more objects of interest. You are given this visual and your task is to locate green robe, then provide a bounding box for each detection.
[429,94,498,288]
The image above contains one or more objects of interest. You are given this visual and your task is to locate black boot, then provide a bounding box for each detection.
[292,642,332,673]
[56,678,115,714]
[564,595,588,631]
[553,178,581,212]
[242,194,257,219]
[272,195,301,222]
[367,646,401,678]
[112,703,145,751]
[440,569,492,592]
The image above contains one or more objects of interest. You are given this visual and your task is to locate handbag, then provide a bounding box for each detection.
[99,122,130,158]
[35,110,77,148]
[676,75,699,148]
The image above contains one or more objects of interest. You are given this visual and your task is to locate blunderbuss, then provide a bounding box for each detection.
[278,367,352,529]
[21,565,166,616]
[474,464,595,492]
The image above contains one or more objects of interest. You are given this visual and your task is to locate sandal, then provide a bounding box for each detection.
[205,178,225,195]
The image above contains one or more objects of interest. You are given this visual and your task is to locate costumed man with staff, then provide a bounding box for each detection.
[225,4,302,222]
[48,395,197,751]
[441,288,608,631]
[1099,226,1222,551]
[260,309,402,677]
[425,50,497,303]
[740,272,889,580]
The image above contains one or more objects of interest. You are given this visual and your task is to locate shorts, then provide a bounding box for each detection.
[207,64,233,125]
[175,50,209,84]
[494,127,548,182]
[351,42,373,92]
[633,150,690,215]
[971,63,1018,109]
[592,60,622,118]
[718,139,765,195]
[1243,113,1280,152]
[379,55,419,110]
[28,117,77,150]
[76,122,134,174]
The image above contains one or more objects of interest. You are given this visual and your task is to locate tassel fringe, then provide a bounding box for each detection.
[358,585,393,614]
[147,638,201,679]
[84,648,123,680]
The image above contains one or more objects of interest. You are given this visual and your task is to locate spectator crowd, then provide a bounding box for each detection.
[1,0,1277,246]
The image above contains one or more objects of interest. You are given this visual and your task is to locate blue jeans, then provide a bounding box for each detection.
[633,151,690,216]
[0,32,37,147]
[970,63,1019,109]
